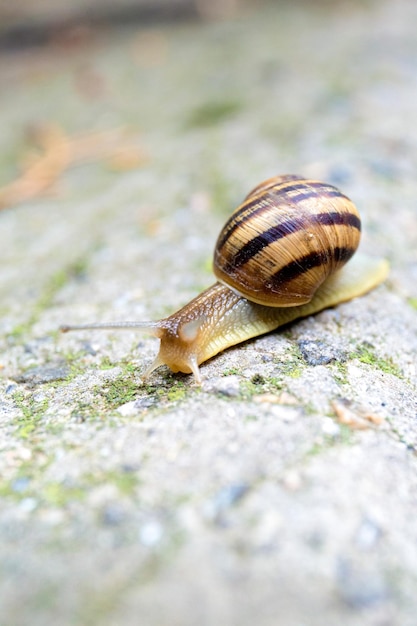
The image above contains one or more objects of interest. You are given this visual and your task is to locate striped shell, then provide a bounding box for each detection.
[213,175,362,307]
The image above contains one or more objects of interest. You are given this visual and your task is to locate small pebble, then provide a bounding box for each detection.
[19,447,32,461]
[336,558,389,609]
[117,401,139,417]
[203,375,241,397]
[203,483,249,523]
[253,511,283,548]
[298,340,346,366]
[81,342,98,356]
[355,517,382,550]
[18,497,38,513]
[117,396,156,416]
[321,416,341,437]
[14,365,69,386]
[134,396,157,409]
[281,470,303,491]
[139,520,164,547]
[102,503,125,526]
[11,477,30,493]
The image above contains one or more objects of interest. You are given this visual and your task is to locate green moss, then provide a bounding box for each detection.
[54,352,132,386]
[238,372,286,399]
[260,114,302,149]
[186,98,243,128]
[252,373,266,385]
[287,366,303,379]
[153,378,195,405]
[335,424,354,446]
[100,375,139,408]
[219,347,304,394]
[239,380,260,399]
[0,466,139,506]
[305,425,354,458]
[8,323,30,340]
[408,297,417,311]
[238,375,284,400]
[352,344,402,377]
[109,470,139,496]
[209,174,235,216]
[166,385,187,402]
[67,358,88,379]
[212,347,305,400]
[330,345,402,386]
[265,376,284,388]
[94,360,192,409]
[276,345,305,378]
[98,356,116,370]
[202,256,213,274]
[43,352,88,387]
[332,361,349,386]
[8,257,89,342]
[42,482,86,507]
[36,259,88,315]
[222,367,240,377]
[55,468,139,500]
[385,416,416,452]
[70,403,102,423]
[13,390,49,438]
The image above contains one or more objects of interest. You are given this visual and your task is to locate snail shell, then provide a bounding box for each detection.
[214,175,361,306]
[61,175,388,383]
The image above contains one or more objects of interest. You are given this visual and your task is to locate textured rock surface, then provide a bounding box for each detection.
[1,1,416,625]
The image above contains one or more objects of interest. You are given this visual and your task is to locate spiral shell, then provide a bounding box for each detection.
[213,175,362,307]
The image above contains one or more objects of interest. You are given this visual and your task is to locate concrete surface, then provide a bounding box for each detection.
[0,1,416,625]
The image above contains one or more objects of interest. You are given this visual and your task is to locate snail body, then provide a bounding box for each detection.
[61,175,389,383]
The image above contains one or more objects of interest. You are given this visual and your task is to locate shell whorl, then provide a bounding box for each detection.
[213,175,362,307]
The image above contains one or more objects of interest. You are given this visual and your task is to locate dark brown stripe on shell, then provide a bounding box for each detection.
[216,180,353,251]
[317,210,360,230]
[282,187,350,206]
[218,180,319,249]
[216,196,272,251]
[269,247,356,289]
[225,211,361,271]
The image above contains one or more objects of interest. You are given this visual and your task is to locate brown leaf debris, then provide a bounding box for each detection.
[0,124,146,211]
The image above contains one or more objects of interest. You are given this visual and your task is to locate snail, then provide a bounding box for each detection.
[61,175,389,383]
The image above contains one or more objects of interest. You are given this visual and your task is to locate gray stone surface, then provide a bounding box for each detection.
[1,1,416,624]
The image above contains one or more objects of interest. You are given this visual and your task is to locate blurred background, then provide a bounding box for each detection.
[1,0,250,48]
